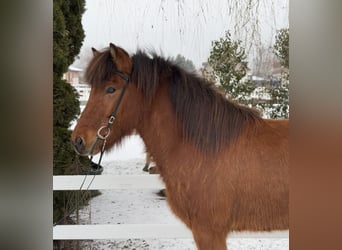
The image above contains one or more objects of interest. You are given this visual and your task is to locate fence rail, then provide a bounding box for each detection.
[54,224,288,240]
[53,175,289,240]
[53,175,165,190]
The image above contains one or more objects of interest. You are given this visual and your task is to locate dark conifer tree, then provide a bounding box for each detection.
[53,0,87,224]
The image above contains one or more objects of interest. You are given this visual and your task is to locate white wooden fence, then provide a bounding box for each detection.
[53,175,289,240]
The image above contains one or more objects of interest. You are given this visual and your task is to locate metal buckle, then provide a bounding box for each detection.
[108,115,115,124]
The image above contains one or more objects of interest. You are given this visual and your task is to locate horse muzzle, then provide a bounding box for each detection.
[71,134,101,156]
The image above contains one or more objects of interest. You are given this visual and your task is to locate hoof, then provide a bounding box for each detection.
[156,189,166,197]
[148,166,160,174]
[142,164,149,172]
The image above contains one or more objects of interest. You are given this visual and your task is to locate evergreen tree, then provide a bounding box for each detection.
[53,0,86,174]
[249,28,289,118]
[53,0,87,225]
[269,28,289,118]
[53,0,85,78]
[205,31,255,105]
[267,74,289,118]
[204,29,289,119]
[274,28,289,69]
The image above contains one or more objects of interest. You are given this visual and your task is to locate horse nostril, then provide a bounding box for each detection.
[76,136,83,146]
[74,136,84,152]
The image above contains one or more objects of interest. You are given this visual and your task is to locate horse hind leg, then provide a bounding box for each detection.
[192,227,227,250]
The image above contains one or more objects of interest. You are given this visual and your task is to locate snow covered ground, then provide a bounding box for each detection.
[71,135,289,250]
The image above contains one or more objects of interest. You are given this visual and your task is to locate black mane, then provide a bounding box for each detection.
[131,51,261,153]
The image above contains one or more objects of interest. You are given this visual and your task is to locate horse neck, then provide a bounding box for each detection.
[136,83,181,167]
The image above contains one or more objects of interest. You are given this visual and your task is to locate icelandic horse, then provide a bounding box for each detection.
[71,43,289,250]
[143,151,154,172]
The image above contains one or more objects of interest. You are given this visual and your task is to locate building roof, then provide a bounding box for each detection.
[68,65,83,72]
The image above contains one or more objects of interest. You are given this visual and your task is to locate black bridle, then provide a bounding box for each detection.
[53,71,131,227]
[93,70,131,164]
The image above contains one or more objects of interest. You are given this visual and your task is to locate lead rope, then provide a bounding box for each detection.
[53,71,130,227]
[52,141,107,227]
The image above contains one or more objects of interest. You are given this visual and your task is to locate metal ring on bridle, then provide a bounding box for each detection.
[97,126,111,140]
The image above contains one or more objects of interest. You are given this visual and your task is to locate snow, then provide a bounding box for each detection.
[71,136,288,250]
[250,87,272,100]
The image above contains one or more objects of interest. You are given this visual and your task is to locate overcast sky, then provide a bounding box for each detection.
[73,0,288,70]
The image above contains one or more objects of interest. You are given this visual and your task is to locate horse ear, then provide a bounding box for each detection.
[91,47,99,56]
[109,43,118,60]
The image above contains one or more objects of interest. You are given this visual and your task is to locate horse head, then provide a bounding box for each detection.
[71,43,142,156]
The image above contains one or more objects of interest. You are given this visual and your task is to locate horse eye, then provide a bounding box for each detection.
[106,87,116,94]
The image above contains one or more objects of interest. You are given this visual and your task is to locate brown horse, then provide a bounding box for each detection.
[143,151,154,172]
[142,151,166,197]
[71,43,289,250]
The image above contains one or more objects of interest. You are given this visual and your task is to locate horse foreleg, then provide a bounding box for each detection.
[143,152,151,172]
[142,163,149,172]
[192,227,227,250]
